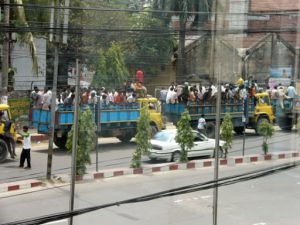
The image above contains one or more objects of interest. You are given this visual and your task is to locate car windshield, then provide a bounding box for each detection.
[152,131,174,142]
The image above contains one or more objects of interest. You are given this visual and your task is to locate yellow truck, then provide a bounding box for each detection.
[0,104,17,163]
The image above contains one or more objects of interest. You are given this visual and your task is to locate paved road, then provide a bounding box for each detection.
[0,159,299,225]
[0,129,299,183]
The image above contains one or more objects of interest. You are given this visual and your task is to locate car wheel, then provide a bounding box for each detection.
[172,151,181,163]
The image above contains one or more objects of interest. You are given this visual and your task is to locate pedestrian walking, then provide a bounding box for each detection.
[197,114,206,135]
[19,126,31,169]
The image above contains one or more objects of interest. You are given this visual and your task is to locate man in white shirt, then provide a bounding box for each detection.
[197,114,206,135]
[19,126,31,169]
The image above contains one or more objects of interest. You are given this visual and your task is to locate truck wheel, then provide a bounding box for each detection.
[277,116,293,131]
[206,122,215,138]
[255,117,269,135]
[54,132,68,149]
[213,147,224,158]
[0,139,8,163]
[117,134,133,143]
[234,126,244,135]
[150,124,158,137]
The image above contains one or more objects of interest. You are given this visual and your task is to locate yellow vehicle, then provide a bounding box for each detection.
[248,92,276,134]
[0,104,17,163]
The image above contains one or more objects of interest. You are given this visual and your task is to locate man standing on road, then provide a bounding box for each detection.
[19,126,31,169]
[197,114,206,135]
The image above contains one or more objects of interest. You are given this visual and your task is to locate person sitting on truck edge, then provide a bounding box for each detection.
[197,114,206,135]
[19,126,31,169]
[0,111,16,158]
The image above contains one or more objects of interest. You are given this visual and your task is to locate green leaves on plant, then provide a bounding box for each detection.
[131,105,151,168]
[220,113,233,158]
[175,110,194,162]
[258,119,274,155]
[66,109,97,175]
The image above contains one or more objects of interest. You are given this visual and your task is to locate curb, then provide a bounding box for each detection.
[1,151,299,193]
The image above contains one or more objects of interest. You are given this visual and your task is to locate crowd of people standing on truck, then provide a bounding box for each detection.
[30,80,149,110]
[160,78,259,106]
[160,78,298,108]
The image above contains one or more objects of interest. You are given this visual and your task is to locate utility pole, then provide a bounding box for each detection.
[46,0,60,180]
[46,0,69,179]
[1,0,10,96]
[69,58,80,225]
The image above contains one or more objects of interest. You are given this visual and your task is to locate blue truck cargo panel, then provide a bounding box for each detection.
[32,103,141,133]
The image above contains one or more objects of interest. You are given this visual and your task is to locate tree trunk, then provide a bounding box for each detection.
[177,15,187,83]
[1,0,10,95]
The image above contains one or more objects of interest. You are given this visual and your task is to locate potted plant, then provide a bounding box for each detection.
[175,110,194,162]
[220,113,233,159]
[258,119,275,155]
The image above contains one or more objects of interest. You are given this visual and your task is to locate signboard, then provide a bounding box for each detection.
[7,98,30,119]
[268,66,292,88]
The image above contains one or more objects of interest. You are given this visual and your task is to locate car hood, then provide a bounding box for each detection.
[150,139,178,149]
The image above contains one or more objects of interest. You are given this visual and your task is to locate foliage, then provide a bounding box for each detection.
[175,110,194,162]
[220,113,233,158]
[92,42,129,89]
[258,119,275,155]
[66,109,96,175]
[131,105,151,168]
[124,8,175,76]
[9,0,39,74]
[297,117,300,135]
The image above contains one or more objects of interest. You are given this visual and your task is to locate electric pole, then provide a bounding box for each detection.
[1,0,10,96]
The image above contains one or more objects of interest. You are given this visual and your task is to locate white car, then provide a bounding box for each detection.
[149,129,225,162]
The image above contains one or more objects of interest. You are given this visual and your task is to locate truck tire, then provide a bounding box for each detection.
[54,132,68,149]
[277,116,293,131]
[117,134,133,143]
[0,139,9,163]
[150,124,158,137]
[206,122,215,138]
[234,126,244,135]
[255,117,269,135]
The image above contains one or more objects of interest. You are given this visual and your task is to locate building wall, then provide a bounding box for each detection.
[12,37,46,91]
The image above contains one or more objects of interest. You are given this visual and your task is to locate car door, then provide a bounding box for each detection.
[190,132,212,157]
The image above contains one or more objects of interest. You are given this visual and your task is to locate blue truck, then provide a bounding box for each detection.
[273,96,300,130]
[163,93,276,137]
[31,98,165,149]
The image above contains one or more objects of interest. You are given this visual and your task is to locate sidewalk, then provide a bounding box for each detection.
[1,151,299,194]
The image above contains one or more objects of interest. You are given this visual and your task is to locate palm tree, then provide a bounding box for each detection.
[1,0,39,92]
[168,0,213,82]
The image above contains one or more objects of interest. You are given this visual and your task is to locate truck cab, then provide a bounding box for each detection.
[249,92,276,133]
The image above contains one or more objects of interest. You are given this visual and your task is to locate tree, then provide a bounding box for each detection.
[258,119,275,155]
[175,110,194,162]
[1,0,38,92]
[66,109,96,175]
[220,113,233,159]
[131,105,151,168]
[124,6,175,76]
[92,42,129,89]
